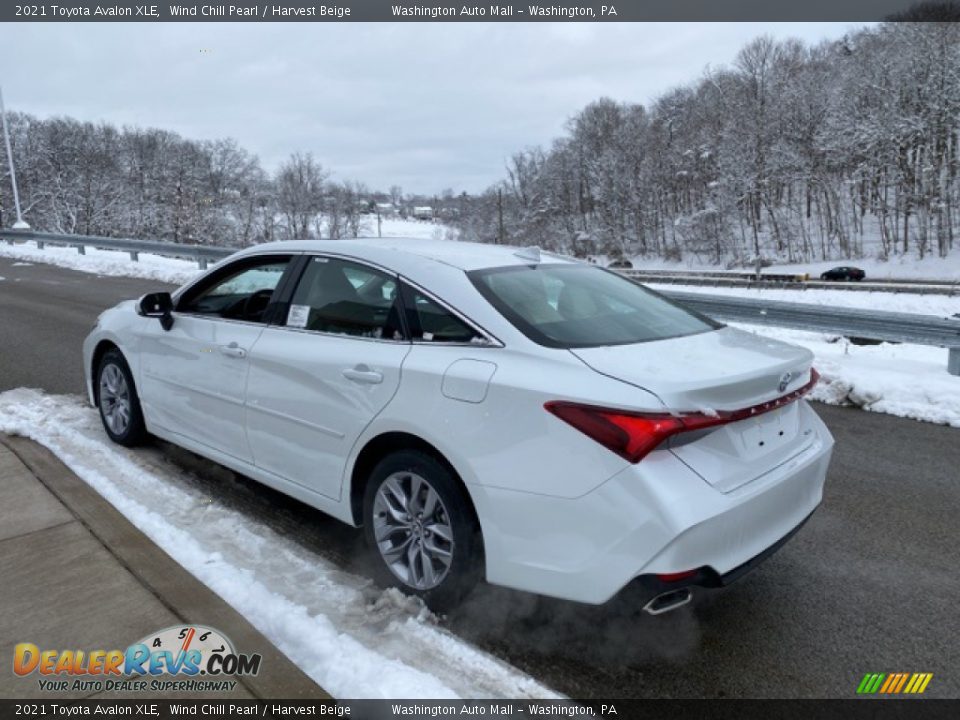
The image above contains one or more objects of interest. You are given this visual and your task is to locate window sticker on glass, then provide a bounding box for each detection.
[287,303,310,328]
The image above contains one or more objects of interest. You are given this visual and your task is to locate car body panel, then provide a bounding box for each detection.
[245,325,411,500]
[570,326,813,411]
[138,315,267,462]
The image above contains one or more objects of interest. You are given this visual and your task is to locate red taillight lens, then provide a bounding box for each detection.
[545,367,820,464]
[544,402,693,463]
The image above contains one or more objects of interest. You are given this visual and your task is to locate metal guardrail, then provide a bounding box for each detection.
[1,229,233,269]
[625,270,960,296]
[2,228,959,374]
[662,290,960,376]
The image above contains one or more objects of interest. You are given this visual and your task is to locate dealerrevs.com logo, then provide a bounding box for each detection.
[13,625,262,693]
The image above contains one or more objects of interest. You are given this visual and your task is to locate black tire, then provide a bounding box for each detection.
[362,449,482,611]
[96,348,148,447]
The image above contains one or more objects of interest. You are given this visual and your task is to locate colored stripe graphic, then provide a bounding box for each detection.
[894,673,910,693]
[857,672,932,694]
[879,674,898,693]
[857,673,886,694]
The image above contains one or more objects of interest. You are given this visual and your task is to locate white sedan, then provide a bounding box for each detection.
[83,239,833,612]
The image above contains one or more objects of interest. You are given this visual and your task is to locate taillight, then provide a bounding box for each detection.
[545,368,820,464]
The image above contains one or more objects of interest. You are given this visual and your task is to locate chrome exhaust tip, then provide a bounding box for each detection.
[642,587,693,615]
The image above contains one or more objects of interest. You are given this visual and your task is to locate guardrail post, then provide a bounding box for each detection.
[197,257,208,270]
[129,251,139,262]
[36,241,44,249]
[949,348,960,377]
[75,244,85,255]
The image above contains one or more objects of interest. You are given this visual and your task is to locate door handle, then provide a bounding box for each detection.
[342,364,383,384]
[219,342,247,359]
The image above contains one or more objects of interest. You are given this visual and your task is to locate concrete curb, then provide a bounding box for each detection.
[1,434,329,700]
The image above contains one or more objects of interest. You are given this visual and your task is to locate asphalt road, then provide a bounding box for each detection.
[2,256,958,698]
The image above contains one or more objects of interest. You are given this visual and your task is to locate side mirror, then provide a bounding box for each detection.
[137,292,174,331]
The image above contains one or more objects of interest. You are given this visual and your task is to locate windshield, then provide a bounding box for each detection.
[469,264,721,349]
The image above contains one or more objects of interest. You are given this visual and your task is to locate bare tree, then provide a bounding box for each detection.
[275,152,328,239]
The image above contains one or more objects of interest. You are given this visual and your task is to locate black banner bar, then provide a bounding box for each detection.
[2,700,960,720]
[1,1,949,23]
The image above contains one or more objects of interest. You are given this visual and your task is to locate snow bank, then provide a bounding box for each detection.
[0,241,202,285]
[732,324,960,428]
[648,282,960,317]
[0,390,558,700]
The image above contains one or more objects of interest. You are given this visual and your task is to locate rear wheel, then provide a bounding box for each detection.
[363,450,481,611]
[97,348,147,446]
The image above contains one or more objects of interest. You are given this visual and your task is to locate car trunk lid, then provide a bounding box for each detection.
[570,327,817,493]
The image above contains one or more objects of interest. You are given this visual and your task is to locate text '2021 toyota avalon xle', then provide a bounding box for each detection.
[84,239,833,612]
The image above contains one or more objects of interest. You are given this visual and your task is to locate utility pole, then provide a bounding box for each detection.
[0,86,29,230]
[376,204,382,238]
[497,188,505,245]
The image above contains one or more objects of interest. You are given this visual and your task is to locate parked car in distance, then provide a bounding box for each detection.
[607,258,633,269]
[820,266,865,281]
[83,238,833,613]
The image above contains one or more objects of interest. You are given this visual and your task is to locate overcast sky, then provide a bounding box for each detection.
[0,22,867,195]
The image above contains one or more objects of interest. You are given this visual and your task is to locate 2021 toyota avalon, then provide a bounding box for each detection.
[83,239,834,612]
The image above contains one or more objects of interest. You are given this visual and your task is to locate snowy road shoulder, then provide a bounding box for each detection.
[0,241,202,285]
[0,389,559,700]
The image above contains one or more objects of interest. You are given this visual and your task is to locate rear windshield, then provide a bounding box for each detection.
[468,264,720,348]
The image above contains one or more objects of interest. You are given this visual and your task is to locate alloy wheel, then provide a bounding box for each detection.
[372,471,455,590]
[99,363,131,436]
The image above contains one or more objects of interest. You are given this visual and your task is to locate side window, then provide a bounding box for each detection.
[400,282,485,344]
[178,256,291,323]
[286,257,405,340]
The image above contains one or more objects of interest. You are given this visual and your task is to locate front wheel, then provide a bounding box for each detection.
[363,450,481,611]
[97,348,148,446]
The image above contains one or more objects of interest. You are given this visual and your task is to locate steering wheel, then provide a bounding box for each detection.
[240,288,274,321]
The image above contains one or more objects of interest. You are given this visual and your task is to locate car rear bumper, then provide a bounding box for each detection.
[627,504,817,603]
[472,400,833,605]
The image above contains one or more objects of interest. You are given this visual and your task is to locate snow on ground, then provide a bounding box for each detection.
[647,282,960,317]
[731,324,960,428]
[378,217,458,241]
[627,251,960,282]
[0,219,456,285]
[0,389,558,700]
[0,241,202,285]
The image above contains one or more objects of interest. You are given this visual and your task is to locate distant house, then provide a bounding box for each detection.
[375,202,397,217]
[412,206,434,221]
